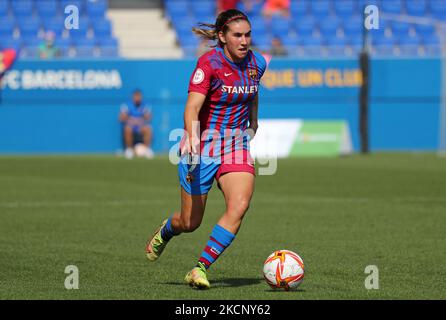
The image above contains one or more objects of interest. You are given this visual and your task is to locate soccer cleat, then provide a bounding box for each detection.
[184,266,211,290]
[145,219,168,261]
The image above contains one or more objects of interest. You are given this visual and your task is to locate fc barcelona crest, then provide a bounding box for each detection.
[248,68,257,80]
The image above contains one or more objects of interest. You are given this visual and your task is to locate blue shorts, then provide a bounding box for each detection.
[178,153,255,195]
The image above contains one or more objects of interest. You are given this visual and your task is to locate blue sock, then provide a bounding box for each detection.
[160,216,179,242]
[198,224,235,270]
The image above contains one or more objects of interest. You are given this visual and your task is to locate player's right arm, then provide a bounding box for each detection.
[182,92,206,156]
[119,104,129,122]
[183,56,214,156]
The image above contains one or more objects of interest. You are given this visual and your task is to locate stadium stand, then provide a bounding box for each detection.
[0,0,120,58]
[162,0,445,58]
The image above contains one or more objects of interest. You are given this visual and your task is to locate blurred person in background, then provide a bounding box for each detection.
[119,89,154,159]
[269,36,287,56]
[262,0,290,19]
[38,31,61,59]
[145,9,267,289]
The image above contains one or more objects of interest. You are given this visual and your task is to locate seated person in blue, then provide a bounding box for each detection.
[119,89,154,159]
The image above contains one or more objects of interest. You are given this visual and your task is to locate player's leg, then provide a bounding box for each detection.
[140,125,154,158]
[194,172,254,271]
[145,188,207,261]
[124,125,134,158]
[146,155,217,262]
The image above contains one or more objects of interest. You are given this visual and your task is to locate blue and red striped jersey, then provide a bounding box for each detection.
[188,47,267,157]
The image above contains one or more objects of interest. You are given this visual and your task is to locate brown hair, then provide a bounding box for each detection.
[192,9,250,48]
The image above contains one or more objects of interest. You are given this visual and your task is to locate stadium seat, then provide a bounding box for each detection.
[391,22,411,37]
[334,0,357,19]
[0,18,15,38]
[42,16,66,37]
[0,38,20,50]
[0,0,9,17]
[237,0,263,17]
[165,0,191,21]
[270,16,293,38]
[295,17,316,38]
[325,36,348,56]
[342,16,363,38]
[290,0,308,18]
[36,0,59,18]
[86,0,108,18]
[310,0,332,18]
[406,0,427,17]
[11,0,34,17]
[319,17,340,38]
[430,0,446,20]
[398,35,422,56]
[381,0,404,14]
[414,24,436,38]
[92,18,112,38]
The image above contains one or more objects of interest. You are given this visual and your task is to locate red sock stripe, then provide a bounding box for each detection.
[204,246,219,259]
[209,236,224,248]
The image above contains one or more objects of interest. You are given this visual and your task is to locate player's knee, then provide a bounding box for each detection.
[124,126,132,134]
[227,197,250,215]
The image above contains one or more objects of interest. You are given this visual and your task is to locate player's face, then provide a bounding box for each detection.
[220,20,251,62]
[133,92,142,105]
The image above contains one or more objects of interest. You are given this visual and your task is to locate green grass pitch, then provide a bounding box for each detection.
[0,154,445,300]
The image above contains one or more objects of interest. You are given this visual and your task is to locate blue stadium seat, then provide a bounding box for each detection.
[0,0,9,17]
[36,0,59,18]
[391,22,411,37]
[270,16,292,38]
[72,36,96,47]
[0,38,20,50]
[191,1,215,17]
[42,16,66,36]
[325,35,348,55]
[92,18,112,37]
[319,17,340,38]
[430,0,446,20]
[310,0,332,18]
[423,34,440,46]
[19,18,42,39]
[342,16,362,38]
[290,0,308,17]
[381,0,404,14]
[295,17,316,37]
[237,0,263,17]
[165,0,191,21]
[86,0,108,18]
[414,24,436,38]
[67,26,90,40]
[398,35,421,56]
[406,0,427,17]
[11,0,34,17]
[0,18,15,38]
[334,0,357,19]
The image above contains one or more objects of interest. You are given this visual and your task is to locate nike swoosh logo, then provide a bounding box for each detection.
[224,73,232,77]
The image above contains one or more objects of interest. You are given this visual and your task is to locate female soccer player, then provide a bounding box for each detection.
[145,9,267,289]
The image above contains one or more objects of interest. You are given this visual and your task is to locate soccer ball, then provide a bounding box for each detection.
[263,250,305,291]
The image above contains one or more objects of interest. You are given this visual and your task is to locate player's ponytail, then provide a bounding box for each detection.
[192,9,250,48]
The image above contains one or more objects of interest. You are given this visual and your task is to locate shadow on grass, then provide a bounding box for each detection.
[163,277,263,288]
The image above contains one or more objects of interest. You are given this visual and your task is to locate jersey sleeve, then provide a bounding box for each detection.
[120,103,128,113]
[253,51,268,80]
[188,58,214,95]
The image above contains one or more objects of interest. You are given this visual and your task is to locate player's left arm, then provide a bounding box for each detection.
[248,94,259,138]
[143,106,152,122]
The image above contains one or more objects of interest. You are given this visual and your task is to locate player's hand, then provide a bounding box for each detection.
[247,123,258,140]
